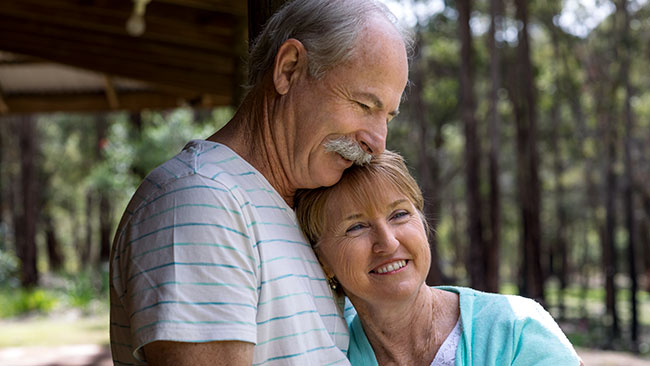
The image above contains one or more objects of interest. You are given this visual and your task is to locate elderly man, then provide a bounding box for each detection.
[109,0,410,365]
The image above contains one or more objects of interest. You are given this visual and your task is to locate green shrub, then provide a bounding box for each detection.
[0,249,19,286]
[0,288,59,318]
[63,269,109,313]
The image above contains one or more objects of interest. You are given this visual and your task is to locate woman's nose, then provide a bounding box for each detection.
[372,224,399,254]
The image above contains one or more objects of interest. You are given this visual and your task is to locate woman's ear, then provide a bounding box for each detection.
[272,38,307,95]
[314,247,335,278]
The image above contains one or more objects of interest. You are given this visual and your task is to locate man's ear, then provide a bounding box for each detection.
[273,39,307,95]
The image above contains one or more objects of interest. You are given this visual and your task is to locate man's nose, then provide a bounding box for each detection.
[357,120,387,155]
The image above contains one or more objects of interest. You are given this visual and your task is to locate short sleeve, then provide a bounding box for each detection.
[113,174,259,361]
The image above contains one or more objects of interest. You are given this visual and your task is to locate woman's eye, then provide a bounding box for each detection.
[391,210,410,221]
[345,223,365,234]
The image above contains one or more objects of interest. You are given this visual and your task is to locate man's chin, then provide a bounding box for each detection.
[318,171,345,188]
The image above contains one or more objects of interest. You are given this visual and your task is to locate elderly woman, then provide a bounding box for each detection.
[294,150,582,366]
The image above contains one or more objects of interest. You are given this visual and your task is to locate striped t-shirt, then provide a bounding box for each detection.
[110,140,350,365]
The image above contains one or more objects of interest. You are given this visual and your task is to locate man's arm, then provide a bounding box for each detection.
[143,340,254,366]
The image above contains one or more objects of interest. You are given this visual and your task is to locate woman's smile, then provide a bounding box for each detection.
[371,259,409,274]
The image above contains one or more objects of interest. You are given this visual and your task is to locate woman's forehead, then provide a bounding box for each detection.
[326,178,405,218]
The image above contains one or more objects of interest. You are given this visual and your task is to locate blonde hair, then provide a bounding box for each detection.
[294,150,426,247]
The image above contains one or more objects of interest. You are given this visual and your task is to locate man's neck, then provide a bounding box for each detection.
[207,88,296,206]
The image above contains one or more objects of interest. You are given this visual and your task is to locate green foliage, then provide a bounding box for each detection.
[0,288,59,318]
[0,268,109,318]
[130,108,232,178]
[63,269,108,311]
[0,107,232,318]
[0,248,19,286]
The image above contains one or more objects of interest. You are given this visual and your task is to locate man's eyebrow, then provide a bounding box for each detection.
[355,92,400,117]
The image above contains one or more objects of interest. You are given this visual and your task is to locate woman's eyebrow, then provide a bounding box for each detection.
[343,213,363,221]
[389,199,408,209]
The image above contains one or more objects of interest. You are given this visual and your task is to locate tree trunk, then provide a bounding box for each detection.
[450,198,464,282]
[590,51,621,344]
[603,124,619,344]
[619,0,638,350]
[0,120,5,241]
[44,214,63,271]
[99,194,112,263]
[96,116,112,263]
[458,0,487,292]
[586,54,620,343]
[81,191,94,268]
[549,23,569,321]
[640,202,650,292]
[513,0,544,304]
[486,0,503,293]
[17,116,39,287]
[570,44,604,324]
[410,25,444,286]
[579,224,590,320]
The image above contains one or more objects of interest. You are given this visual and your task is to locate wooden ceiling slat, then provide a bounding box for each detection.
[0,0,243,49]
[156,0,247,15]
[0,19,236,74]
[0,0,253,113]
[5,91,231,114]
[0,20,235,93]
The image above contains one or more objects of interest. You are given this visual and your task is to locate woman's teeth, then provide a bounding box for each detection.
[374,260,407,274]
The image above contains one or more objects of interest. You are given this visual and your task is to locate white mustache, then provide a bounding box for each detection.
[324,137,372,165]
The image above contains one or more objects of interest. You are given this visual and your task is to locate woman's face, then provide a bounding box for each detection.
[316,183,431,307]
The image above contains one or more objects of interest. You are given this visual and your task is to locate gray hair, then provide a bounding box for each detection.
[246,0,413,89]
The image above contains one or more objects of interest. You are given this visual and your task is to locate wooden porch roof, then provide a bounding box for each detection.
[0,0,288,114]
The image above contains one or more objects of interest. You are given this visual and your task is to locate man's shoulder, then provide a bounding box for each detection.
[149,140,250,187]
[133,140,271,206]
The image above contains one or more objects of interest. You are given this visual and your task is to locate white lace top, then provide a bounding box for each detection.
[430,319,462,366]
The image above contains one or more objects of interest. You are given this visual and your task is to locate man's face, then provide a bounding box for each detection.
[284,17,409,190]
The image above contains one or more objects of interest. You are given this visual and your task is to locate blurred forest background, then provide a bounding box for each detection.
[1,0,650,359]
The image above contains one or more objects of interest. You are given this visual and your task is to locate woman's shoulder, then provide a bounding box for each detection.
[436,286,580,365]
[434,286,545,319]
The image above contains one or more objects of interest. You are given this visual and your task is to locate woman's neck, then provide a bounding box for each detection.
[352,286,459,366]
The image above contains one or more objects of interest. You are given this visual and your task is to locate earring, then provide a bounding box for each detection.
[326,276,339,291]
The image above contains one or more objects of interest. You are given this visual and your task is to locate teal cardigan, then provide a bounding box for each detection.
[347,286,581,366]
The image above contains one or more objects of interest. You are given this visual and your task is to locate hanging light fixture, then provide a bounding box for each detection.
[126,0,152,37]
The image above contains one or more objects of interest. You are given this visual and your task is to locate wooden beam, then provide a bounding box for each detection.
[157,0,246,15]
[0,20,235,93]
[103,75,120,110]
[0,0,247,94]
[3,91,231,114]
[0,0,242,50]
[0,53,45,65]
